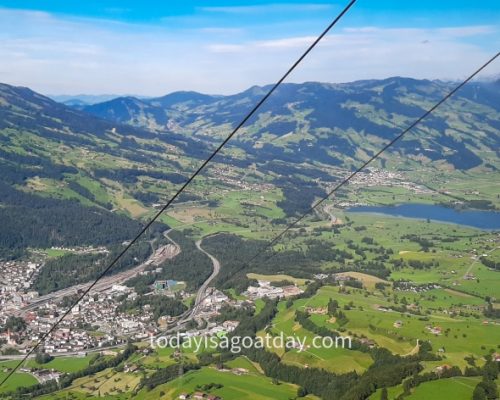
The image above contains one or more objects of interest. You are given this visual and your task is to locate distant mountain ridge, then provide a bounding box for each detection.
[49,93,139,105]
[1,78,499,180]
[0,78,499,258]
[75,77,500,171]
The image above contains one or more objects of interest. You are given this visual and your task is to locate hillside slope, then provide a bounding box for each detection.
[81,78,500,171]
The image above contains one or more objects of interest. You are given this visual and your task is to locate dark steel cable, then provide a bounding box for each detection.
[188,51,500,312]
[0,0,357,388]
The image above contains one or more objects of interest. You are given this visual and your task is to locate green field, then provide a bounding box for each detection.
[137,366,304,400]
[247,273,308,286]
[258,281,499,372]
[406,376,481,400]
[0,369,37,394]
[0,355,93,373]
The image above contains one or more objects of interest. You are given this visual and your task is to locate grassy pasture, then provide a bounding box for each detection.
[0,355,93,374]
[406,376,481,400]
[258,283,499,373]
[0,369,37,394]
[247,273,308,286]
[139,366,303,400]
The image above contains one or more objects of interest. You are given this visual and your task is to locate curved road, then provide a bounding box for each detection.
[8,232,224,359]
[192,240,221,313]
[171,238,221,328]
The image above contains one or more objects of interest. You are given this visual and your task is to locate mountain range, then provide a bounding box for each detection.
[3,78,500,175]
[77,77,500,171]
[0,77,499,258]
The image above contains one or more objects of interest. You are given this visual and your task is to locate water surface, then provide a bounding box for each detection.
[347,203,500,230]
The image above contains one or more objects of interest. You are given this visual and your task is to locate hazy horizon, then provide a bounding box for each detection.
[1,0,499,95]
[21,74,500,100]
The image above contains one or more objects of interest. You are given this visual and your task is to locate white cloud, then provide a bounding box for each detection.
[206,43,245,53]
[206,36,317,53]
[0,7,498,96]
[199,3,333,14]
[255,36,317,49]
[198,27,244,35]
[436,25,497,37]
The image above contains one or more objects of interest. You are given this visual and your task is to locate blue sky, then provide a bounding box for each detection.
[0,1,498,95]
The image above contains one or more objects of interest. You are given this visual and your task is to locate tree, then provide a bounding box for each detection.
[477,379,498,399]
[482,361,499,381]
[1,316,26,333]
[35,350,54,365]
[473,385,487,400]
[327,298,339,316]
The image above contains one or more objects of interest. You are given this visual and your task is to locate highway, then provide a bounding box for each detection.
[161,237,222,331]
[14,231,222,355]
[192,239,221,315]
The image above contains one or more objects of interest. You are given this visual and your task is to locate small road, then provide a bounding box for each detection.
[313,203,339,225]
[403,342,420,357]
[463,246,499,279]
[324,204,338,224]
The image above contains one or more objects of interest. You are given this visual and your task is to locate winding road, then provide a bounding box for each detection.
[192,239,221,314]
[172,239,221,329]
[17,231,221,347]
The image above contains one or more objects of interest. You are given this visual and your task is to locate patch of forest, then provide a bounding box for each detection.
[125,230,213,293]
[0,182,166,260]
[33,239,156,294]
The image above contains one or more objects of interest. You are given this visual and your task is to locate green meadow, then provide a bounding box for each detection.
[138,366,304,400]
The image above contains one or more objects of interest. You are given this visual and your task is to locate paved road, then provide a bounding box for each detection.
[323,204,339,224]
[167,238,221,330]
[0,343,126,360]
[192,239,221,314]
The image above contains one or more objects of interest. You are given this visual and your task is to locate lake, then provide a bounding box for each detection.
[347,203,500,230]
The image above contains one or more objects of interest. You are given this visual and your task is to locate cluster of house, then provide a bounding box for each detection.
[393,281,441,293]
[18,367,63,383]
[244,280,303,300]
[314,273,359,284]
[182,320,240,340]
[210,165,273,193]
[33,327,104,354]
[348,168,433,194]
[193,288,248,322]
[426,325,442,335]
[1,284,159,353]
[0,261,41,313]
[48,246,108,255]
[2,264,263,355]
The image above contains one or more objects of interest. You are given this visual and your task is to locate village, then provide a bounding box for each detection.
[0,256,305,359]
